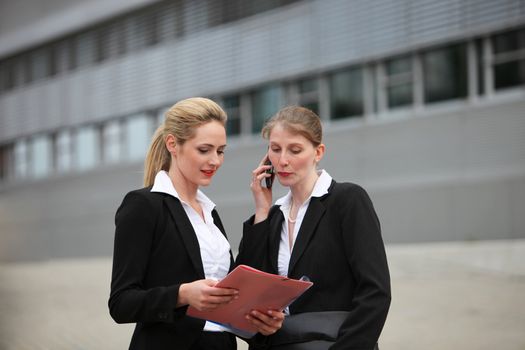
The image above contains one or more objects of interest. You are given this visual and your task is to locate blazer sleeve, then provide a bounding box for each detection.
[108,191,182,324]
[235,213,270,270]
[330,185,391,350]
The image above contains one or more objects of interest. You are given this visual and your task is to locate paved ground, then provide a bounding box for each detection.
[0,239,524,350]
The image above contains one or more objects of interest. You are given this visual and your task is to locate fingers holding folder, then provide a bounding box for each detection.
[179,279,239,312]
[246,309,285,336]
[186,265,313,337]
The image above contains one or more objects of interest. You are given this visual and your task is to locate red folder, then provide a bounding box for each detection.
[186,264,313,337]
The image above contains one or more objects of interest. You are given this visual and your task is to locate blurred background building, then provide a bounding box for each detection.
[0,0,524,262]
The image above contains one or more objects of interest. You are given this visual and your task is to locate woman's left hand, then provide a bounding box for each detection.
[245,309,285,336]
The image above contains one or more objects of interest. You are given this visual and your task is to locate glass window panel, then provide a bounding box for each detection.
[299,79,317,94]
[75,126,99,171]
[125,114,152,161]
[298,78,319,114]
[329,68,364,119]
[387,83,413,108]
[492,28,525,54]
[476,39,485,95]
[223,95,241,136]
[386,57,411,75]
[157,107,169,129]
[56,131,72,173]
[423,44,467,103]
[0,59,15,91]
[96,27,111,62]
[75,32,96,67]
[14,140,28,179]
[492,28,525,90]
[0,145,8,181]
[494,60,525,89]
[103,121,121,164]
[386,56,413,108]
[251,84,282,133]
[31,135,52,179]
[31,48,49,81]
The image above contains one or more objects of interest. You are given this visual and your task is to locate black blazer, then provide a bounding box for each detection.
[236,180,391,350]
[108,187,235,350]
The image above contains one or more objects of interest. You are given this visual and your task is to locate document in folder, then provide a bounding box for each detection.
[186,264,313,337]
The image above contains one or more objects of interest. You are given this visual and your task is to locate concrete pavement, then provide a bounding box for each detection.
[0,239,524,350]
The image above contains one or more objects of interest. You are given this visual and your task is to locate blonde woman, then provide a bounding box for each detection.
[109,98,284,350]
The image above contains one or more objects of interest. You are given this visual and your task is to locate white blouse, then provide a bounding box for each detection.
[274,169,333,278]
[151,171,231,332]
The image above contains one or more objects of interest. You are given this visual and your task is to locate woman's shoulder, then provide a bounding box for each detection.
[330,180,369,197]
[328,180,374,208]
[121,186,165,209]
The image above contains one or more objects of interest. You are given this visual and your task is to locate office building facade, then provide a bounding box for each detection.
[1,0,524,261]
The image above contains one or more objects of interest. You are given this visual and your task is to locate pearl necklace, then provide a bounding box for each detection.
[288,201,297,223]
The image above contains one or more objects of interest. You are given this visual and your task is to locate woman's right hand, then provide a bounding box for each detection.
[250,155,274,224]
[178,279,238,311]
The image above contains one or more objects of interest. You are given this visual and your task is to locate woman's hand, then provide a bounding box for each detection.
[178,279,238,311]
[250,155,274,224]
[245,309,285,336]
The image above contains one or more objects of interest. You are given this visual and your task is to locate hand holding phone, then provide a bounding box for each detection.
[264,158,275,189]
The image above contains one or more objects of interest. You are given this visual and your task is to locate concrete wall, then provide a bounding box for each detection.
[1,95,524,261]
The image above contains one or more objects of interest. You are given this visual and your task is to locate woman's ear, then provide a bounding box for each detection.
[315,143,325,163]
[165,134,177,155]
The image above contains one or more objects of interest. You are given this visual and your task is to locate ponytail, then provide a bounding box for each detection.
[143,125,170,187]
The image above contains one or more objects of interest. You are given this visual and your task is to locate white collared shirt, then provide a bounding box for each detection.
[151,171,231,332]
[274,169,333,278]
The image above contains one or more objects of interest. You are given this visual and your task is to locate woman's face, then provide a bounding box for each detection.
[267,123,324,188]
[170,120,226,188]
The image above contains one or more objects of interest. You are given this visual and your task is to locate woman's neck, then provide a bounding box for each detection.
[289,170,319,207]
[168,167,198,204]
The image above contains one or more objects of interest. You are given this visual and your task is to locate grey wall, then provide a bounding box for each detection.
[1,97,524,261]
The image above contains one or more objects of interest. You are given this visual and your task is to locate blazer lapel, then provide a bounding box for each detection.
[269,208,284,274]
[164,196,205,279]
[288,197,326,276]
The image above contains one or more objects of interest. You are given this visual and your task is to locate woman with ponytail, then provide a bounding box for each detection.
[109,97,284,350]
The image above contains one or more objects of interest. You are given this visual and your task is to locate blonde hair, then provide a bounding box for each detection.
[261,106,322,146]
[143,97,227,186]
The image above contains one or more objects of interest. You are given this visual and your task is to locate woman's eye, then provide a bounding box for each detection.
[198,148,208,154]
[291,149,302,154]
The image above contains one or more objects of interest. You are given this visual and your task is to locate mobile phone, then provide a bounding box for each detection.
[264,158,275,189]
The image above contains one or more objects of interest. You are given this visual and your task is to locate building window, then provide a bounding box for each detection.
[75,126,99,171]
[251,84,282,133]
[385,56,413,108]
[55,130,72,173]
[0,60,14,93]
[329,67,364,119]
[298,78,319,114]
[0,145,9,181]
[96,27,111,63]
[30,135,53,179]
[30,48,50,82]
[125,114,152,161]
[102,120,122,164]
[492,27,525,90]
[222,95,241,136]
[423,44,467,103]
[74,32,96,68]
[14,140,29,179]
